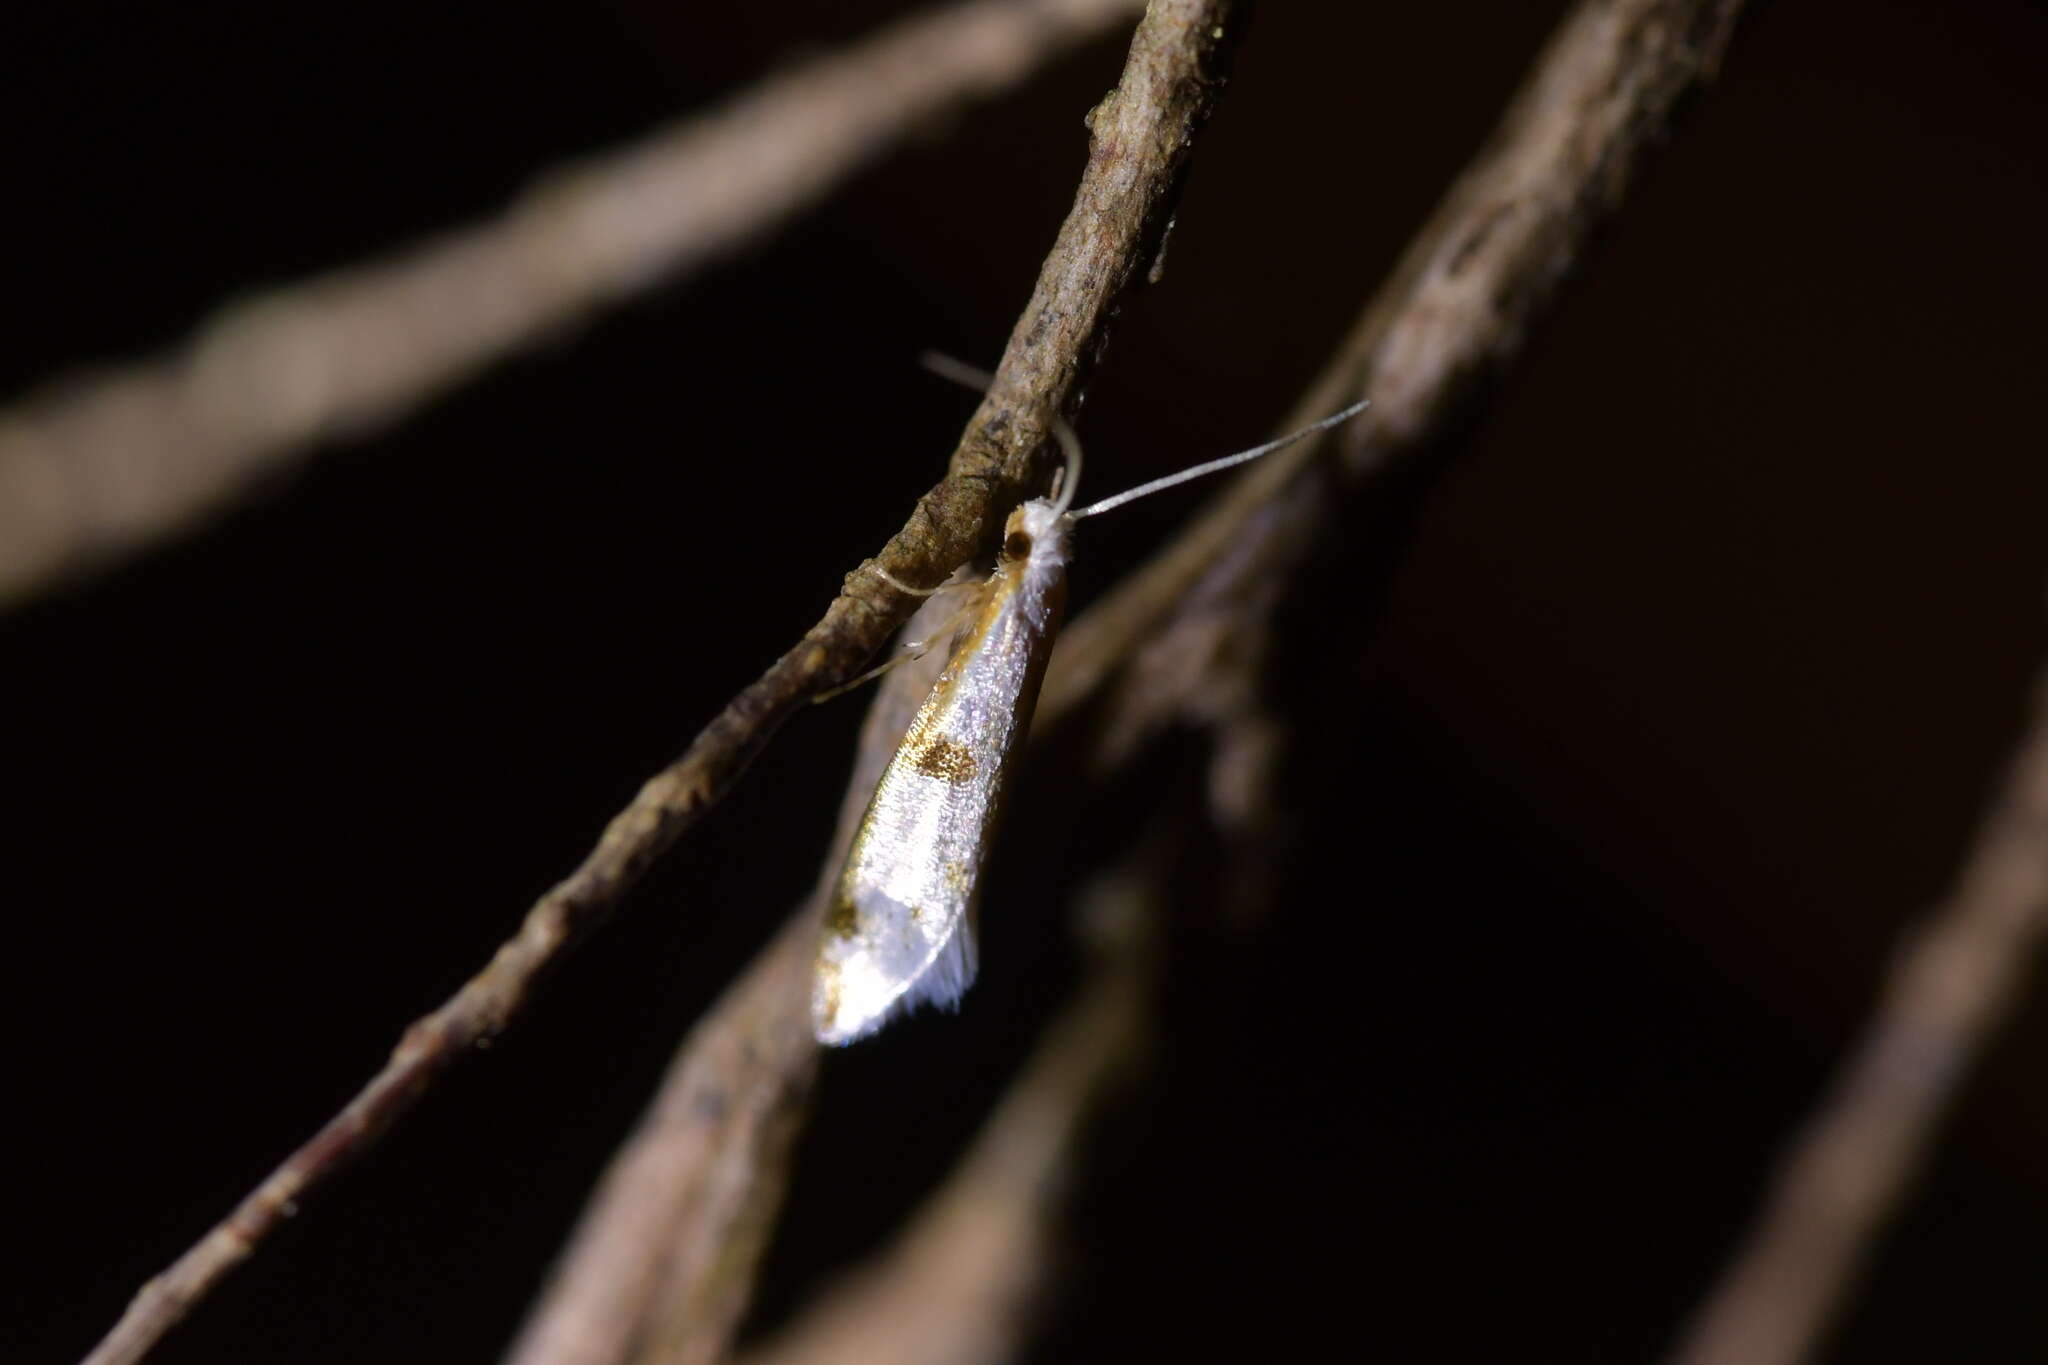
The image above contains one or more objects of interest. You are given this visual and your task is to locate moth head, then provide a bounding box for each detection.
[1001,499,1072,567]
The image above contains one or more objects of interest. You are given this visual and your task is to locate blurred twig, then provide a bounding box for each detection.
[735,866,1155,1365]
[1042,0,1750,743]
[513,917,818,1365]
[1667,655,2048,1365]
[0,0,1145,609]
[79,5,1243,1364]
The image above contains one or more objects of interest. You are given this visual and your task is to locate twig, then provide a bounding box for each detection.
[1040,0,1751,742]
[1666,653,2048,1364]
[78,5,1243,1364]
[734,863,1156,1365]
[503,913,822,1365]
[0,0,1145,609]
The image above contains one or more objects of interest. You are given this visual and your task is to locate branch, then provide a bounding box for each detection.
[0,0,1145,609]
[1040,0,1750,742]
[502,913,822,1365]
[78,5,1244,1363]
[1666,653,2048,1364]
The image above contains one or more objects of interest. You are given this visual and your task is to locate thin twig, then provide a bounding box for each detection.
[1666,652,2048,1365]
[0,0,1145,610]
[499,915,820,1365]
[734,863,1156,1365]
[78,5,1243,1364]
[1041,0,1751,743]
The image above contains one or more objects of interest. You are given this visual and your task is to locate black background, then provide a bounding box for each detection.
[8,1,2048,1361]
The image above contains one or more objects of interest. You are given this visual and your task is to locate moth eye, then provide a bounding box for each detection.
[1003,530,1033,560]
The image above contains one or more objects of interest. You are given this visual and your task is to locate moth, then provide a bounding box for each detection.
[813,378,1367,1045]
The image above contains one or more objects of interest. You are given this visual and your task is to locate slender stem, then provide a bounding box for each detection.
[735,860,1157,1365]
[0,0,1146,609]
[1667,658,2048,1365]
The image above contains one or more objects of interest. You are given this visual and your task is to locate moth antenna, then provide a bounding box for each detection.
[918,350,1084,514]
[1072,399,1370,520]
[1046,410,1083,517]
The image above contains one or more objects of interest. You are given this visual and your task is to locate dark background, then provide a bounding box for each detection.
[7,1,2048,1360]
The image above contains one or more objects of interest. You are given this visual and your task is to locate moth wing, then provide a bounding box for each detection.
[815,633,1025,1043]
[820,880,980,1045]
[813,524,1064,1046]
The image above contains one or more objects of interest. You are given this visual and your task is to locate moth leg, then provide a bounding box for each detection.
[813,584,982,704]
[866,561,949,597]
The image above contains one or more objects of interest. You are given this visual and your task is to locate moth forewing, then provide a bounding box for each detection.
[813,500,1072,1045]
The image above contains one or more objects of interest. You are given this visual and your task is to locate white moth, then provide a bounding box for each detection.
[813,387,1368,1045]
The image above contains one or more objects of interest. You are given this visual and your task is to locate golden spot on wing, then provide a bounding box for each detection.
[911,735,979,784]
[825,897,860,940]
[941,860,971,895]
